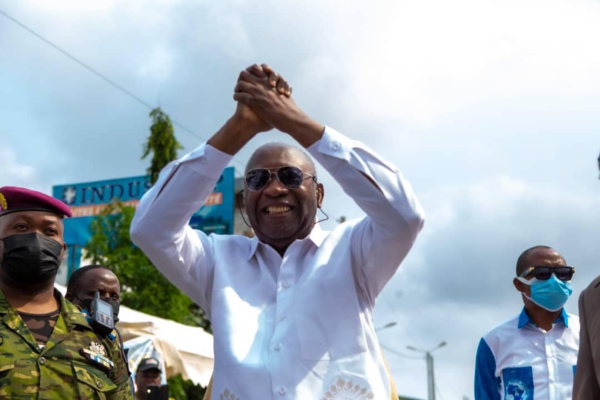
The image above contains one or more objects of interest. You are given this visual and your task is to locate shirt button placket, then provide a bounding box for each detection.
[272,253,296,399]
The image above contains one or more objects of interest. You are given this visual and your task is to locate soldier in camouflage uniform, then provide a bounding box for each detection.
[0,186,132,399]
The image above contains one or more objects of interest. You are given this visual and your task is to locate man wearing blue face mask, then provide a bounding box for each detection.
[474,245,580,400]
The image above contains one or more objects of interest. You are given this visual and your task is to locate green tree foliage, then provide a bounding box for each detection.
[142,107,183,184]
[82,107,211,329]
[167,374,207,400]
[84,108,211,398]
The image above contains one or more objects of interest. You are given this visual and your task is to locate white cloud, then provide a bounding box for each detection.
[340,0,600,125]
[0,144,45,192]
[137,45,174,80]
[375,174,600,398]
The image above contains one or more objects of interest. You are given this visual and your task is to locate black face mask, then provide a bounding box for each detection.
[79,296,121,323]
[1,232,63,284]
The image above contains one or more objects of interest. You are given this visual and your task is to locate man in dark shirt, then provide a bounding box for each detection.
[135,357,163,400]
[66,264,122,324]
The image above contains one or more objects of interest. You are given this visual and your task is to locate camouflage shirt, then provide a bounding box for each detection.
[0,289,132,399]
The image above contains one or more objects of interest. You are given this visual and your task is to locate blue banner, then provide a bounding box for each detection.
[189,166,235,235]
[52,168,235,273]
[53,176,153,246]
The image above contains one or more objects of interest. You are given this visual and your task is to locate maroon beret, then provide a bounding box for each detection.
[0,186,72,218]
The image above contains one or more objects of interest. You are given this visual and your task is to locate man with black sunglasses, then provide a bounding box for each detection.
[130,64,425,399]
[474,245,579,400]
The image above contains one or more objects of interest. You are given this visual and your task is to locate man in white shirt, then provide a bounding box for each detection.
[474,245,579,400]
[130,64,425,399]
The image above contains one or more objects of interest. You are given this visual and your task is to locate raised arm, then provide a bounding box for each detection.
[310,127,425,301]
[130,65,287,306]
[235,64,425,301]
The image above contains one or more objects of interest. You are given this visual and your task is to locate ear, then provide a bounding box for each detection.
[513,277,526,293]
[60,242,67,261]
[316,183,324,208]
[236,189,245,206]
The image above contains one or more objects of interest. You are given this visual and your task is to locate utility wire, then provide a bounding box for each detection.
[0,7,256,178]
[0,8,206,141]
[0,9,155,111]
[380,343,423,360]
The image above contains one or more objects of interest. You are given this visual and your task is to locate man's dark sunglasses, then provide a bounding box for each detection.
[245,166,316,192]
[519,265,575,282]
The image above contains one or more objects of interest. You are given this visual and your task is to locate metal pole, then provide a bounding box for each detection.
[407,341,445,400]
[426,351,435,400]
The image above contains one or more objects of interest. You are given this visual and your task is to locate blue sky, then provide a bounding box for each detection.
[1,1,600,398]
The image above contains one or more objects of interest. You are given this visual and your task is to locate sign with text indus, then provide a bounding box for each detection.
[52,167,235,247]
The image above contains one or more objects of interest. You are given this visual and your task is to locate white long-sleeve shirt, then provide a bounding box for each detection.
[131,127,425,399]
[475,308,580,400]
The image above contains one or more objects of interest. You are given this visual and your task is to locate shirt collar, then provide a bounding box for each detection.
[0,288,9,315]
[58,289,91,329]
[517,307,569,329]
[246,222,328,261]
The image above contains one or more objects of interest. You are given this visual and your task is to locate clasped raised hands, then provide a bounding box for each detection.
[209,64,323,153]
[234,64,316,137]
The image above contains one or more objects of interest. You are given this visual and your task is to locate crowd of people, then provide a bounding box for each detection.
[0,64,598,399]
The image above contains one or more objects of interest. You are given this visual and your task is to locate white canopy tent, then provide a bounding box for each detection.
[55,284,214,386]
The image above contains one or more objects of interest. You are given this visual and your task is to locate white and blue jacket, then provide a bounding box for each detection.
[474,308,579,400]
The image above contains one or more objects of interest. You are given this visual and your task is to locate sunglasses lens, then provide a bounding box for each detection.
[554,267,574,281]
[277,167,304,189]
[529,266,551,280]
[245,169,270,191]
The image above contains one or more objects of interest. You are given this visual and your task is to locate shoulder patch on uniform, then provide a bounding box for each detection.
[89,341,106,356]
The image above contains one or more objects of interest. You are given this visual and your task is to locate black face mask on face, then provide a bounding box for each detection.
[1,232,63,284]
[78,296,121,323]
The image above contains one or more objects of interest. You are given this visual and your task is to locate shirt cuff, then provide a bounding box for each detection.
[308,126,351,161]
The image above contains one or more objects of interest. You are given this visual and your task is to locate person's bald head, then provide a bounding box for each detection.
[246,143,316,176]
[515,245,566,276]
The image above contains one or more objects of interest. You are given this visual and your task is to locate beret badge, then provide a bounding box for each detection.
[0,193,7,211]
